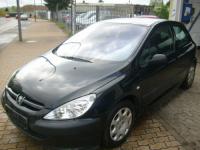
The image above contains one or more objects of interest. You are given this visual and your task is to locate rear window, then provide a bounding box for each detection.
[55,22,148,61]
[173,25,191,49]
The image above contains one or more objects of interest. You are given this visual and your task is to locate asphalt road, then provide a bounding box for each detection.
[0,17,31,49]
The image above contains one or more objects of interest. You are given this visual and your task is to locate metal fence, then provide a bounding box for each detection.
[51,3,153,35]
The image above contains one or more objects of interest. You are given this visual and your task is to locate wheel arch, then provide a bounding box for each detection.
[117,94,142,115]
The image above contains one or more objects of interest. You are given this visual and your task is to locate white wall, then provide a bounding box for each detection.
[187,0,200,46]
[169,0,184,21]
[169,0,200,46]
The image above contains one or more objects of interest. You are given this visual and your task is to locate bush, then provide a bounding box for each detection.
[154,4,169,19]
[0,9,6,17]
[55,22,71,36]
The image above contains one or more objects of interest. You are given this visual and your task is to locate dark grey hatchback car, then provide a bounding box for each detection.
[1,18,197,148]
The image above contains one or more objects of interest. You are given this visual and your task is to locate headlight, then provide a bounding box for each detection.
[6,70,18,86]
[1,90,5,102]
[44,94,96,120]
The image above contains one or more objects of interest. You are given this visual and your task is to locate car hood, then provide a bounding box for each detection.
[8,52,125,108]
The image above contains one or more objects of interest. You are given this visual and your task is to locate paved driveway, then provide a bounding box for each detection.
[0,20,199,150]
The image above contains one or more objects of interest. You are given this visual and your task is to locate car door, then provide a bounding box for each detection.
[172,23,196,83]
[137,23,176,105]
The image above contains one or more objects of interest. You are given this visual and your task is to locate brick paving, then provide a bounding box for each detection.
[0,20,193,150]
[113,115,184,150]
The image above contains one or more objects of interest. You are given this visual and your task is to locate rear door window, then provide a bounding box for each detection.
[172,25,191,50]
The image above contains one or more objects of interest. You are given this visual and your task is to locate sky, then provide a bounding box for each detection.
[0,0,169,8]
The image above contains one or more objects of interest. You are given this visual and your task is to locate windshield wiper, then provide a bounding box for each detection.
[60,56,92,63]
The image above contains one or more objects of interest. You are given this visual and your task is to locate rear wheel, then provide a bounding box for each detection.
[181,63,196,89]
[103,101,135,148]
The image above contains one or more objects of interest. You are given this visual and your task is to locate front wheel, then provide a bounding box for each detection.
[103,101,135,148]
[181,63,196,89]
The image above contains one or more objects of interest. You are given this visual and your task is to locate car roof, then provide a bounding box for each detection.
[103,18,166,27]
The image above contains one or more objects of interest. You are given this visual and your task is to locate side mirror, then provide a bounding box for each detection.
[149,54,168,66]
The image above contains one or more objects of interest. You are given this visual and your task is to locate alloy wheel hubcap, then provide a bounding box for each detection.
[110,107,133,141]
[187,66,195,85]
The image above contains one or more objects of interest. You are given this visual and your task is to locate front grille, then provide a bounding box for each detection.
[6,87,44,111]
[5,104,28,130]
[5,104,46,140]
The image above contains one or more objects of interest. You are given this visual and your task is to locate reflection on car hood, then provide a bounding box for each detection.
[8,52,124,108]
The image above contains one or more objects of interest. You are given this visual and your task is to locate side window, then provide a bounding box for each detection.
[173,25,191,50]
[139,25,173,67]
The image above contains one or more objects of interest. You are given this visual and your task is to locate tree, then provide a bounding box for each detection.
[154,3,169,19]
[150,0,163,7]
[44,0,70,20]
[5,8,9,12]
[44,0,70,11]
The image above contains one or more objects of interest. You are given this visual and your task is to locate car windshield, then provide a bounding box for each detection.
[55,22,148,62]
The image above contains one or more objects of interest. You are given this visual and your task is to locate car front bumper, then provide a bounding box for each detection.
[1,90,103,146]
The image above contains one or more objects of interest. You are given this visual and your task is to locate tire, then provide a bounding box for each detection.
[181,63,196,89]
[102,100,135,148]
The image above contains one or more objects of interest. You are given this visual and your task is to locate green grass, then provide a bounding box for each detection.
[55,21,72,37]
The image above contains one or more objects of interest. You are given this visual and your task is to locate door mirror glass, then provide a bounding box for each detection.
[149,54,168,66]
